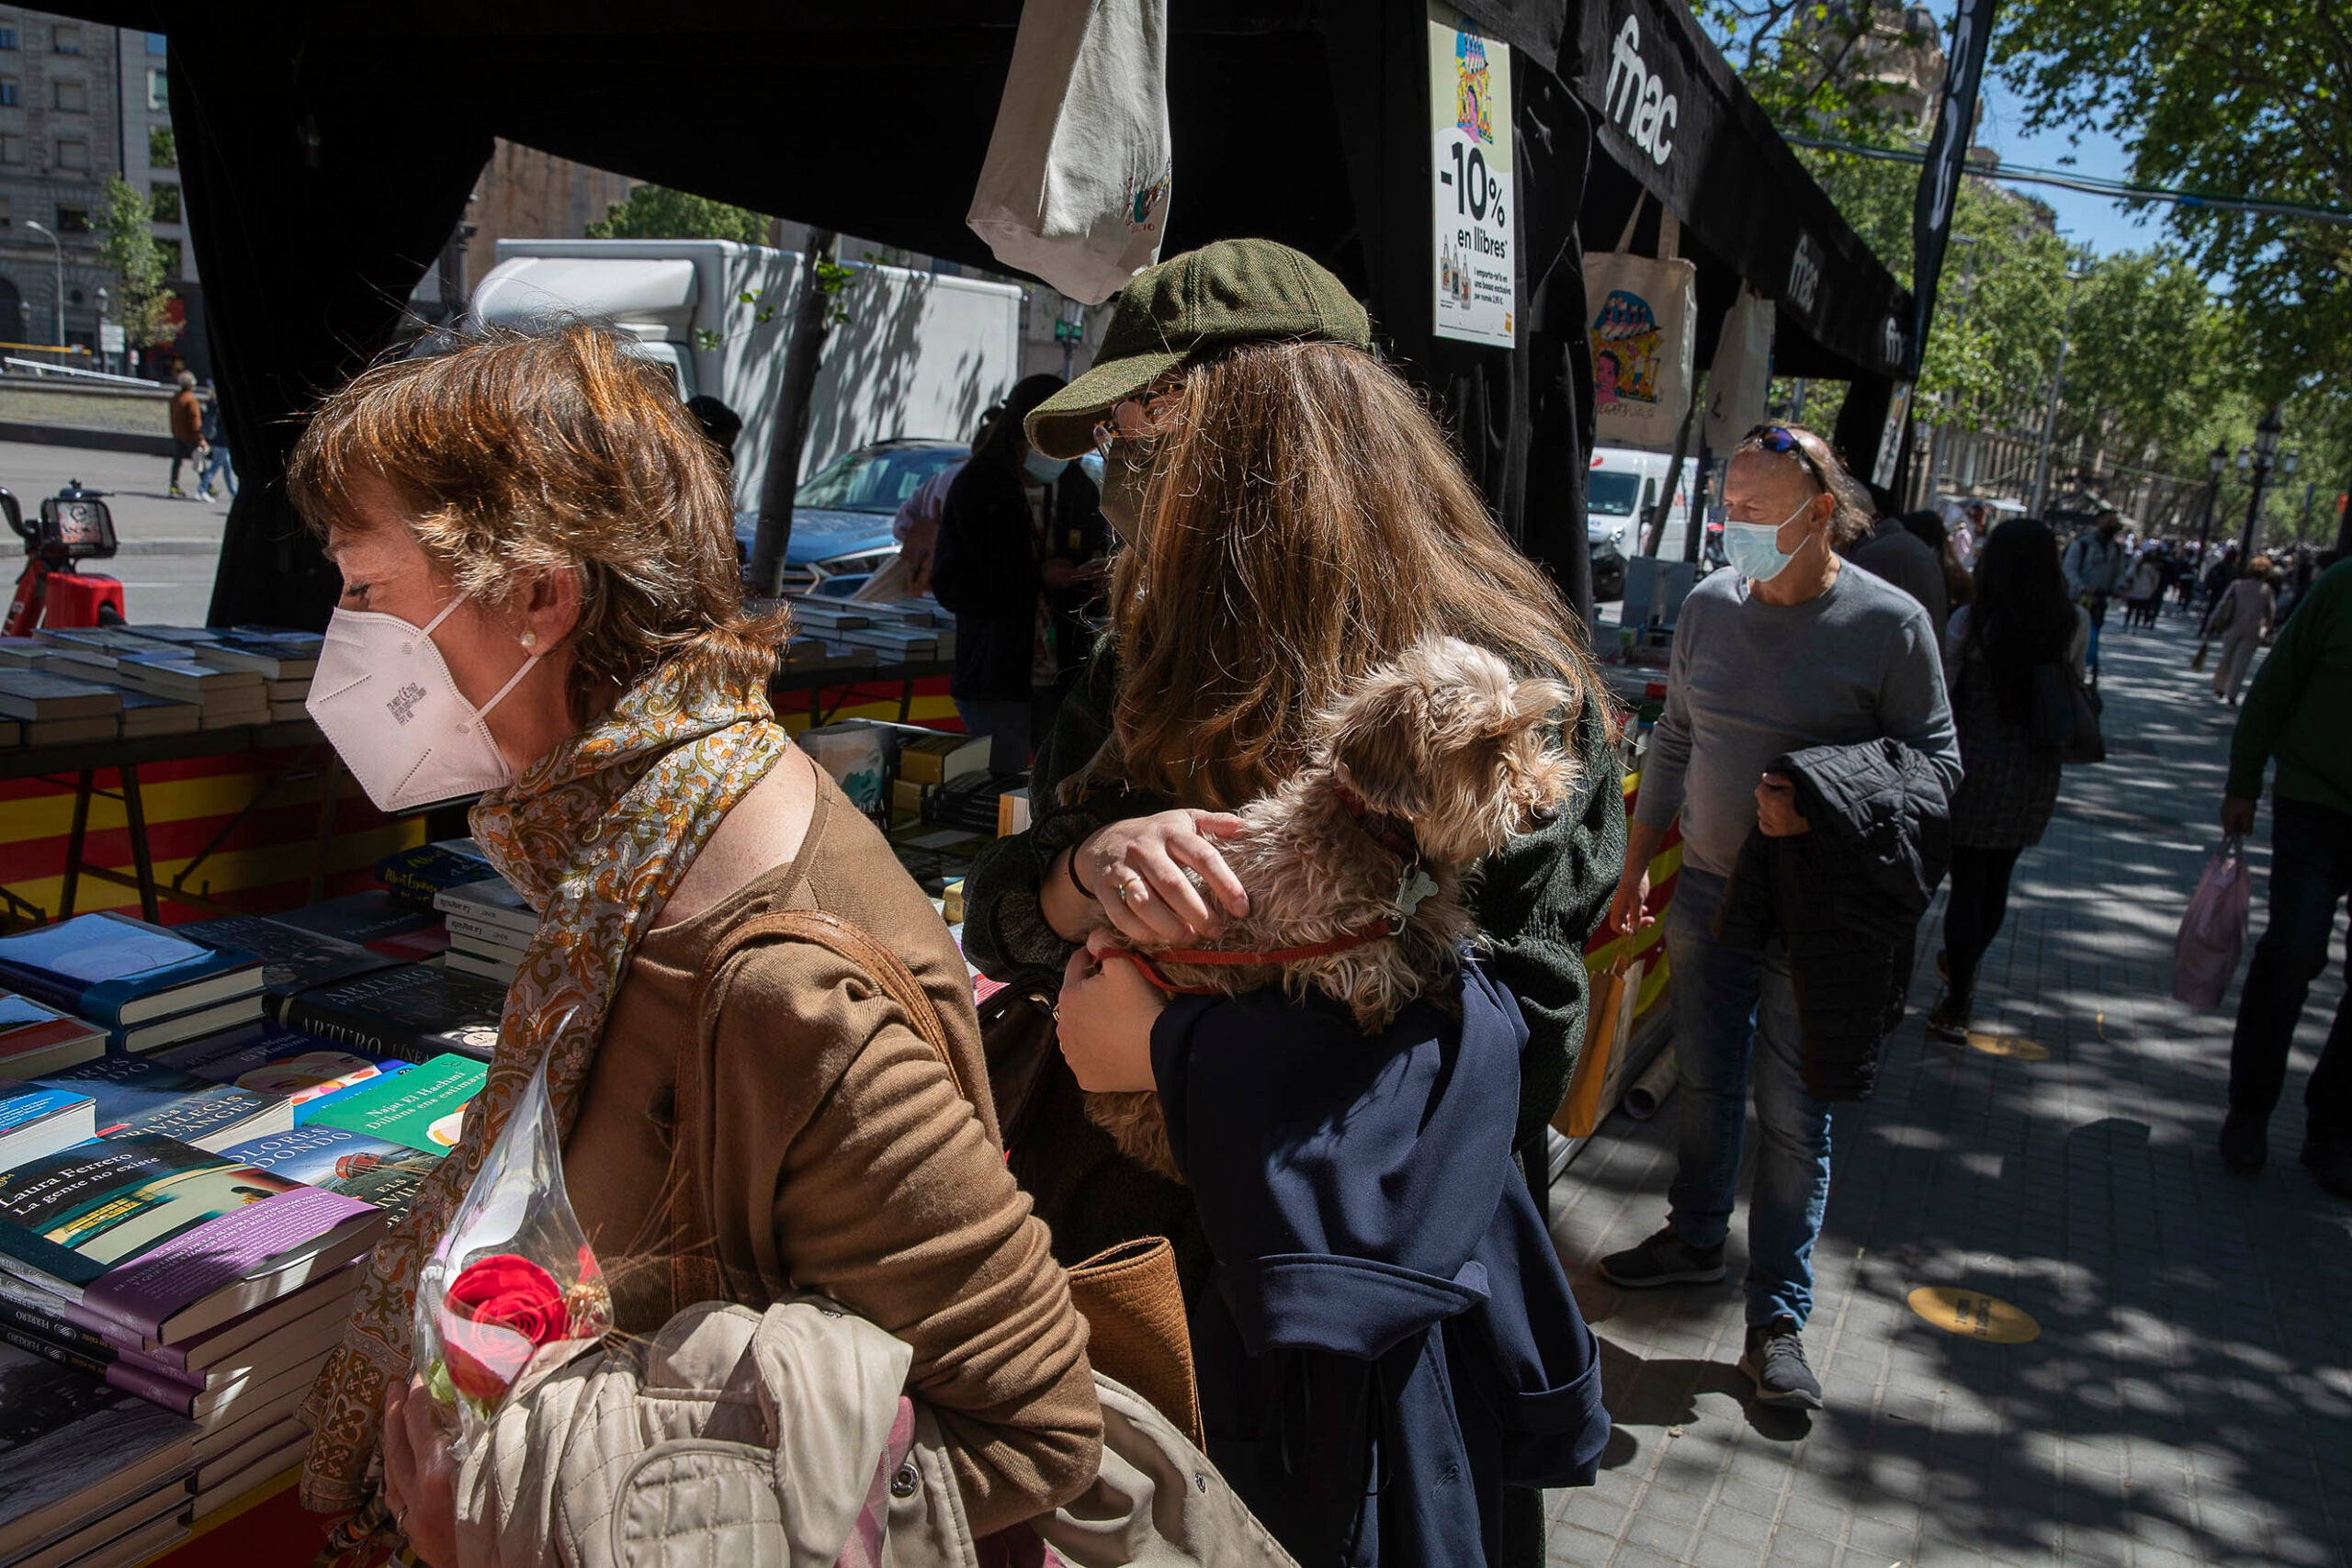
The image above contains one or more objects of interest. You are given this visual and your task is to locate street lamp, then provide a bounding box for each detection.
[2238,405,2285,560]
[2029,257,2090,519]
[94,286,108,376]
[2195,441,2228,563]
[23,220,62,360]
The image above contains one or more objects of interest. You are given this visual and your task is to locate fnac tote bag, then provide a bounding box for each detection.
[1702,282,1775,452]
[1587,198,1698,448]
[967,0,1174,304]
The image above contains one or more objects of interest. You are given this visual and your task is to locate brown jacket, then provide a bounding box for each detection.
[169,388,202,444]
[563,773,1102,1535]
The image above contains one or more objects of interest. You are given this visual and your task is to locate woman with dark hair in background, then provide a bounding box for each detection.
[932,373,1110,772]
[1901,508,1975,615]
[1928,517,2090,1041]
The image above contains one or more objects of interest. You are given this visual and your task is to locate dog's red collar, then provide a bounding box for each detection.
[1332,780,1418,861]
[1100,921,1397,996]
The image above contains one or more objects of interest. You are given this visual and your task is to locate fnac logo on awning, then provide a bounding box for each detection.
[1786,232,1822,318]
[1604,17,1678,167]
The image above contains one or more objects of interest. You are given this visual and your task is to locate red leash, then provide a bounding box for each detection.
[1099,921,1396,996]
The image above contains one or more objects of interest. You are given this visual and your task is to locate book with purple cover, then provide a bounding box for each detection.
[0,1134,385,1341]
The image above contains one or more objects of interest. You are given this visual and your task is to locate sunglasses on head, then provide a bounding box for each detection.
[1743,423,1830,487]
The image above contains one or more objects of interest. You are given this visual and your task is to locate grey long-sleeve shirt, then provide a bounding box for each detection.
[1634,563,1962,881]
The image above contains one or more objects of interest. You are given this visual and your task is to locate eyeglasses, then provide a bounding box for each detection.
[1743,423,1831,490]
[1090,386,1186,457]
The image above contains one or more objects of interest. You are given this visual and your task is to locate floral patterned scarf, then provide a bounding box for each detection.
[300,643,790,1545]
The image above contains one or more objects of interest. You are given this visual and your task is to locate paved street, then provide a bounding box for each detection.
[1546,605,2350,1568]
[0,436,229,626]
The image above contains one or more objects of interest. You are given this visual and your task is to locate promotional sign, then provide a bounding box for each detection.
[1910,0,1998,375]
[1429,2,1515,347]
[1874,382,1914,488]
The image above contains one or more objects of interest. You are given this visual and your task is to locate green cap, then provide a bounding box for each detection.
[1024,239,1374,459]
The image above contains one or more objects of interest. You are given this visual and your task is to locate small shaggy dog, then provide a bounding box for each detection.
[1083,634,1580,1179]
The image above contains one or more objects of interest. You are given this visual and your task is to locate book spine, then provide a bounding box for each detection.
[0,1318,203,1410]
[0,1271,137,1354]
[279,996,395,1058]
[0,963,97,1021]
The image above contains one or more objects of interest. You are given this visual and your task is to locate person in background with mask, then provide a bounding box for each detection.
[1600,423,1959,1410]
[287,323,1102,1564]
[2062,510,2131,678]
[932,373,1109,773]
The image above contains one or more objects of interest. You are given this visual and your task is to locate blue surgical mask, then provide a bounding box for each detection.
[1724,495,1815,583]
[1022,449,1069,484]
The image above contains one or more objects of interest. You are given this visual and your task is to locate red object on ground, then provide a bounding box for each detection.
[9,568,127,632]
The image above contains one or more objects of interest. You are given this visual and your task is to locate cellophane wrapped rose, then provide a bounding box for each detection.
[412,1063,611,1456]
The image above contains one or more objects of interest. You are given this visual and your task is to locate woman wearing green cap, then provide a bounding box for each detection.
[961,239,1626,1279]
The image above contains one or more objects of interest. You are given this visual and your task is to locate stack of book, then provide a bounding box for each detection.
[0,1132,390,1529]
[376,839,494,909]
[0,668,120,747]
[279,964,506,1063]
[4,631,194,739]
[112,649,268,729]
[434,877,536,985]
[0,915,265,1054]
[0,992,107,1081]
[188,628,322,724]
[175,913,404,1019]
[858,597,956,660]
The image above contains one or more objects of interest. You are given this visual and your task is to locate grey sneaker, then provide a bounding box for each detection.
[1599,1227,1725,1289]
[1741,1316,1824,1408]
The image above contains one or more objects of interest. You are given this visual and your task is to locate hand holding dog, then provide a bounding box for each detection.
[1074,810,1250,945]
[1057,938,1165,1093]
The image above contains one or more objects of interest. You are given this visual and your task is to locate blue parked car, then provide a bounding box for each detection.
[734,438,968,596]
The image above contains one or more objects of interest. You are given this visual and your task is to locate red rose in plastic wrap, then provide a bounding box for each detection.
[438,1253,571,1404]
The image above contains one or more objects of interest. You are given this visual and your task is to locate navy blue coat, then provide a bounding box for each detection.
[1151,961,1610,1568]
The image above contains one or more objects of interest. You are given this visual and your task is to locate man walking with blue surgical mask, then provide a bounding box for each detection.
[1601,424,1961,1408]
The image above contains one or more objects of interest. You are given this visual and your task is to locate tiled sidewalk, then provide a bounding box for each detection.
[1544,606,2352,1568]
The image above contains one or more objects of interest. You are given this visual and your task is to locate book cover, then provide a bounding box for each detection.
[0,992,106,1079]
[0,1134,378,1339]
[0,1339,197,1552]
[0,1081,96,1172]
[0,914,263,1028]
[36,1056,291,1155]
[0,670,121,720]
[153,1023,410,1108]
[376,840,492,908]
[291,1062,413,1125]
[304,1054,485,1155]
[175,915,402,1005]
[220,1124,439,1218]
[274,891,451,960]
[280,964,503,1062]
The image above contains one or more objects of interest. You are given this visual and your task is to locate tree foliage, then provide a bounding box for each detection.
[584,184,770,245]
[96,176,179,348]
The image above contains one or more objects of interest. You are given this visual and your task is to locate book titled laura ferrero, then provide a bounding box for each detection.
[0,1134,382,1342]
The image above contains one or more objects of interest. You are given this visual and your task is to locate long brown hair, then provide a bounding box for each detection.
[1091,339,1606,809]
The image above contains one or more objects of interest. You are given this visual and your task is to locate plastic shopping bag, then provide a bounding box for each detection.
[412,1061,612,1460]
[2172,838,2251,1010]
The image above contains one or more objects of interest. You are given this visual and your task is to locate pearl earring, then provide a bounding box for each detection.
[519,631,537,649]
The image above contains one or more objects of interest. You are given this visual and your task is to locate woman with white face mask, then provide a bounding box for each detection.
[931,372,1112,773]
[288,324,1102,1566]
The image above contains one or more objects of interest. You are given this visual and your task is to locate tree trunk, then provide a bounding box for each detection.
[748,229,840,597]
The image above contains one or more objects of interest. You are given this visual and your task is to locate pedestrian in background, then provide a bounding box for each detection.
[2201,542,2241,618]
[2062,511,2131,677]
[167,368,202,498]
[2218,556,2352,1196]
[930,373,1109,773]
[1601,423,1960,1410]
[1901,507,1975,615]
[1928,519,2089,1041]
[195,382,236,502]
[2208,557,2277,705]
[2124,546,2165,629]
[888,408,985,599]
[1849,491,1951,648]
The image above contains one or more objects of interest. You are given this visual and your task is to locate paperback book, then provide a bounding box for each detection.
[36,1055,291,1154]
[304,1053,485,1155]
[0,1134,383,1341]
[376,839,493,907]
[153,1022,410,1107]
[279,964,504,1062]
[274,890,451,961]
[0,1082,95,1173]
[0,1339,197,1562]
[432,876,537,942]
[221,1123,439,1217]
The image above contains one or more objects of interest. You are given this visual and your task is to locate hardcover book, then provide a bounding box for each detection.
[0,1134,383,1341]
[274,890,451,961]
[36,1055,292,1154]
[0,1082,96,1173]
[376,839,493,907]
[175,915,402,1007]
[0,1339,197,1561]
[303,1054,485,1155]
[279,964,503,1062]
[0,992,107,1079]
[432,876,537,941]
[153,1023,410,1107]
[102,995,268,1055]
[0,914,263,1028]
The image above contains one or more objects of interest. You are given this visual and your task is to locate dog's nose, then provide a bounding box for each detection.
[1528,803,1560,826]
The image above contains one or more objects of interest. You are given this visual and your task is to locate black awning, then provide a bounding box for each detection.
[1561,0,1913,383]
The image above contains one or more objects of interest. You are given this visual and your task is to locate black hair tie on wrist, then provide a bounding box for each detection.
[1067,832,1098,902]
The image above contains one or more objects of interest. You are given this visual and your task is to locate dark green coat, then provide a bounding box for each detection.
[961,649,1626,1287]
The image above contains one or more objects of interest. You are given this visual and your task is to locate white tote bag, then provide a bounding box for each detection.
[1586,198,1697,449]
[1702,282,1775,452]
[967,0,1174,305]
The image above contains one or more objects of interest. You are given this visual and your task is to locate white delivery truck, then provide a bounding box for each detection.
[469,239,1025,512]
[1586,445,1702,600]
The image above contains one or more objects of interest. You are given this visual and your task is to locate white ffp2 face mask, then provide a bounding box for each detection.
[305,597,540,813]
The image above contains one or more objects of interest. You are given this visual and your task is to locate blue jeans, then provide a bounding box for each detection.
[1665,867,1836,1327]
[2228,796,2352,1144]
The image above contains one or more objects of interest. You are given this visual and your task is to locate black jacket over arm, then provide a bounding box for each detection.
[1714,738,1953,1100]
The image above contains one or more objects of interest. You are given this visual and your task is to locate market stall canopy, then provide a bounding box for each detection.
[1562,0,1914,383]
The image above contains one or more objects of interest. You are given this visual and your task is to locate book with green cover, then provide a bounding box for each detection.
[302,1054,484,1155]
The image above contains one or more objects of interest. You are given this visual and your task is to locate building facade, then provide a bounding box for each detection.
[0,9,122,355]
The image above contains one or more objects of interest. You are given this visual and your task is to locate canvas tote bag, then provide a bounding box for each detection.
[1587,197,1698,448]
[1702,282,1775,452]
[967,0,1175,304]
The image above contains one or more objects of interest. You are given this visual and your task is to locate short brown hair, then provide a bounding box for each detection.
[288,321,781,717]
[1087,339,1606,810]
